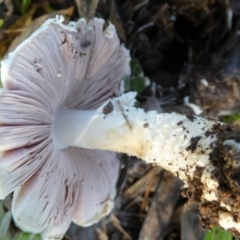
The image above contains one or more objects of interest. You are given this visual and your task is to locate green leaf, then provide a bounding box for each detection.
[21,0,32,15]
[43,3,54,13]
[0,203,11,240]
[0,211,11,238]
[130,58,143,76]
[0,19,4,28]
[124,58,148,93]
[204,227,232,240]
[124,76,146,93]
[221,113,240,125]
[13,232,41,240]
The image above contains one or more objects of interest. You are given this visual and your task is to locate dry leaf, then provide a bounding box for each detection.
[96,228,108,240]
[75,0,98,21]
[124,167,161,199]
[0,6,37,56]
[111,214,132,240]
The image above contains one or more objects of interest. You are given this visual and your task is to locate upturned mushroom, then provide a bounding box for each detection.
[0,16,130,239]
[2,16,240,239]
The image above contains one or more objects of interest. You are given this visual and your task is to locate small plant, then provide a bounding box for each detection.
[20,0,32,15]
[13,233,41,240]
[221,113,240,125]
[0,202,40,240]
[0,19,4,28]
[124,58,149,93]
[204,227,232,240]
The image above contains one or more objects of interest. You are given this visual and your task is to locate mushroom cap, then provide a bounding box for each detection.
[0,16,130,239]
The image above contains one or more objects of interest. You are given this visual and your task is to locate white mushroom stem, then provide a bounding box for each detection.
[54,92,215,179]
[54,92,240,236]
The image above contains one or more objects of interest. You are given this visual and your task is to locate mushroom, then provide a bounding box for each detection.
[0,16,130,239]
[64,91,240,237]
[2,16,240,240]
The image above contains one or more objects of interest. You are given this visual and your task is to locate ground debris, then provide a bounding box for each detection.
[138,170,183,240]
